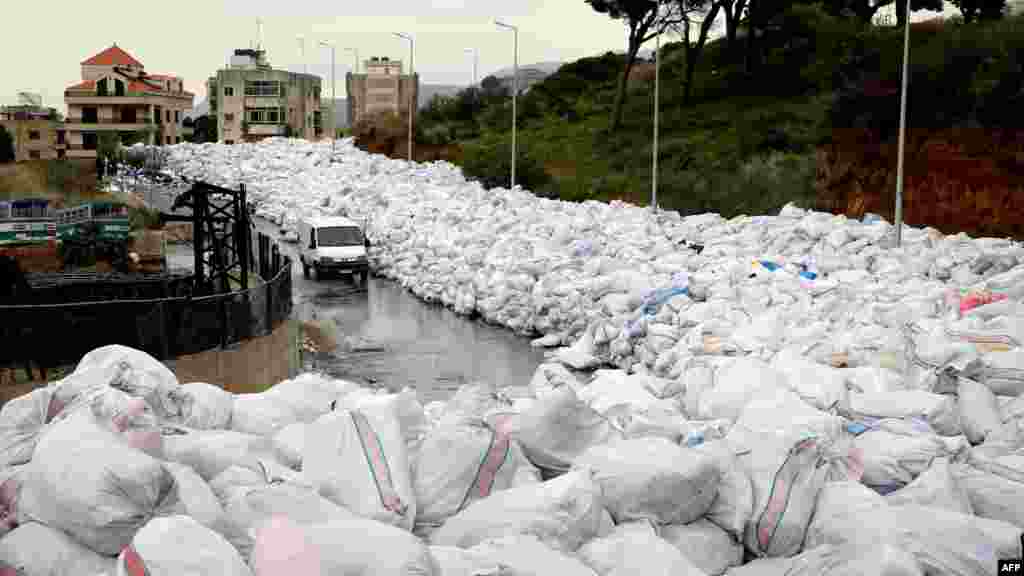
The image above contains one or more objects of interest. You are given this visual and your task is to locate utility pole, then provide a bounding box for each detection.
[652,0,662,212]
[894,0,911,247]
[394,32,414,162]
[320,41,336,158]
[496,20,518,189]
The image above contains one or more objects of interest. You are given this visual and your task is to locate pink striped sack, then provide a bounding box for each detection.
[303,400,416,531]
[412,413,540,534]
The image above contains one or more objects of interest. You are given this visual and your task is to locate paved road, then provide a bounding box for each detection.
[153,184,546,402]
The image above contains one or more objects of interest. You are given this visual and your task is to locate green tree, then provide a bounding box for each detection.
[586,0,687,130]
[949,0,1007,22]
[0,126,13,163]
[670,0,725,103]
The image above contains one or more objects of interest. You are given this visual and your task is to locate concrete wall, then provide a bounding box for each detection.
[211,69,323,143]
[347,72,418,128]
[169,318,300,394]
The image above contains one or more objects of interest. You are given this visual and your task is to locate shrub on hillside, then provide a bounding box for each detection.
[460,138,551,192]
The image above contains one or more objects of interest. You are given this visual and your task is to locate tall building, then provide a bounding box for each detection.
[63,45,194,159]
[0,94,64,161]
[207,48,326,144]
[346,57,419,128]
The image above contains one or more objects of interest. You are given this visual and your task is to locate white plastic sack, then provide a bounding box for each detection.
[660,519,744,576]
[18,409,180,555]
[577,522,706,576]
[272,422,307,470]
[471,535,599,576]
[176,382,234,429]
[74,344,182,420]
[427,546,506,576]
[509,386,622,473]
[529,363,584,399]
[303,404,416,530]
[771,348,850,412]
[726,543,924,576]
[958,377,1003,445]
[577,370,661,415]
[0,466,21,539]
[573,437,719,525]
[0,522,116,576]
[0,386,61,468]
[846,390,963,436]
[886,457,973,514]
[219,479,356,561]
[231,373,356,436]
[686,358,789,423]
[163,461,224,529]
[693,440,754,540]
[430,469,604,553]
[803,480,888,550]
[953,443,1024,528]
[339,387,430,450]
[254,516,436,576]
[413,415,539,531]
[963,350,1024,396]
[852,418,965,491]
[161,426,276,480]
[117,515,252,576]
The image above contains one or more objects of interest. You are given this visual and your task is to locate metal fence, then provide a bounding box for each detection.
[0,233,291,371]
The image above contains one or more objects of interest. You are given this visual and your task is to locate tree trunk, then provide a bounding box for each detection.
[683,2,722,104]
[611,44,640,131]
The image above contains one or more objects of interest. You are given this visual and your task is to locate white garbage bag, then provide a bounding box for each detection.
[962,350,1024,396]
[176,382,234,429]
[161,426,276,480]
[413,414,539,532]
[529,363,585,399]
[952,443,1024,528]
[660,519,744,576]
[470,535,600,576]
[272,422,307,470]
[851,418,966,492]
[509,386,622,473]
[771,348,850,412]
[428,546,506,576]
[338,387,430,451]
[573,437,719,524]
[577,370,661,415]
[163,461,224,529]
[803,480,888,549]
[219,479,356,561]
[73,344,182,420]
[577,522,705,576]
[845,390,963,437]
[726,543,924,576]
[0,522,116,576]
[430,469,604,553]
[231,373,357,436]
[885,457,973,514]
[958,377,1003,445]
[693,440,754,540]
[303,404,416,530]
[686,358,789,423]
[208,458,307,499]
[252,516,437,576]
[17,409,180,555]
[117,515,252,576]
[0,466,22,538]
[0,386,61,468]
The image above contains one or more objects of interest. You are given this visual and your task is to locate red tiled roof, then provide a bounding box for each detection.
[81,45,143,67]
[66,80,96,90]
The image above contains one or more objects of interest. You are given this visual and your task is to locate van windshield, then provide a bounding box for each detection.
[317,226,363,247]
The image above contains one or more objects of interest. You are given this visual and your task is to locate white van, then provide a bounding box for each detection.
[297,216,369,282]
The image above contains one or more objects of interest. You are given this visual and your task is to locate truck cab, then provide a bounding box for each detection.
[297,216,369,282]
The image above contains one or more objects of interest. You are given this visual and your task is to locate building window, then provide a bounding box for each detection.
[245,80,281,97]
[314,87,321,101]
[82,132,98,150]
[29,151,41,160]
[175,110,180,123]
[57,131,65,144]
[225,113,235,122]
[166,110,171,123]
[224,86,234,96]
[97,78,109,97]
[154,107,162,124]
[166,136,171,145]
[121,108,137,124]
[246,107,284,124]
[225,140,235,145]
[82,107,98,123]
[58,149,65,159]
[115,79,125,97]
[28,130,40,140]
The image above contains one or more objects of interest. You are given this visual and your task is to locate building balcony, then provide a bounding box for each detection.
[64,118,154,131]
[246,124,286,136]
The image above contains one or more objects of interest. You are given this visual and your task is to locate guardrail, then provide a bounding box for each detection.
[0,232,292,373]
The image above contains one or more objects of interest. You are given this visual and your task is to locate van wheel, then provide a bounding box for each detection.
[302,259,309,278]
[360,271,368,285]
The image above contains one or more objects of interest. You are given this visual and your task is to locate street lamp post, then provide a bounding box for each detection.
[464,47,478,85]
[495,19,518,189]
[345,47,359,74]
[652,0,662,213]
[394,32,414,162]
[297,35,307,74]
[319,41,336,158]
[894,0,912,247]
[345,47,359,128]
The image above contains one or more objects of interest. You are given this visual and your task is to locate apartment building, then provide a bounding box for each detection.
[207,48,326,144]
[346,56,419,128]
[63,45,193,159]
[0,99,64,161]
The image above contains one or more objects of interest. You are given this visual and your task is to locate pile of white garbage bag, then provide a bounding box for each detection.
[2,339,1023,574]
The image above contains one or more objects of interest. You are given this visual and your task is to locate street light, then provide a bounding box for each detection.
[394,32,414,162]
[297,35,307,74]
[464,47,478,86]
[652,0,662,213]
[319,41,336,158]
[495,19,518,189]
[894,0,911,247]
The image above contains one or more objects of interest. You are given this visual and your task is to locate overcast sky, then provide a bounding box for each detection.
[2,0,983,111]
